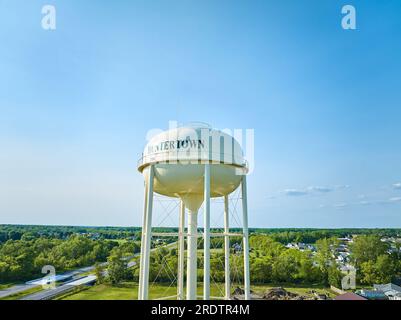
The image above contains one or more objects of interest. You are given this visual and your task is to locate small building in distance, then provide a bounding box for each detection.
[285,242,316,252]
[356,289,388,300]
[232,243,242,254]
[373,283,401,300]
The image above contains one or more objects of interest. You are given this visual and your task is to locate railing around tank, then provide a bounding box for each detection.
[137,151,248,169]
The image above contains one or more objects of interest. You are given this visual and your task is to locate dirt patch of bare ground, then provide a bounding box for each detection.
[232,287,330,300]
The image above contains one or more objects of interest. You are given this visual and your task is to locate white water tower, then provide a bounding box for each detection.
[137,123,250,300]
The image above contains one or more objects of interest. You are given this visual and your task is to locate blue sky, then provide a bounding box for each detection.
[0,0,400,228]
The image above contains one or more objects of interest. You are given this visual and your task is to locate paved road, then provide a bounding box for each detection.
[0,265,101,300]
[20,276,97,301]
[0,284,39,299]
[21,285,74,301]
[18,264,111,301]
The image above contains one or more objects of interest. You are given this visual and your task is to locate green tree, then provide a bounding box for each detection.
[297,251,321,284]
[250,258,272,283]
[328,266,343,287]
[107,248,127,285]
[315,237,339,285]
[374,254,396,283]
[94,262,105,284]
[350,235,388,266]
[272,250,298,283]
[360,254,396,285]
[360,260,377,284]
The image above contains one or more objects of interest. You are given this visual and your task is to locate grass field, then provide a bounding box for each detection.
[59,281,334,300]
[60,282,226,300]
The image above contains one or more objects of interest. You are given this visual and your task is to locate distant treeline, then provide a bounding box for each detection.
[0,225,142,243]
[252,228,401,244]
[1,225,400,244]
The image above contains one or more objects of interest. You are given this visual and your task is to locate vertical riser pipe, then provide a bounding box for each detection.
[178,201,185,300]
[241,175,251,300]
[186,210,198,300]
[224,195,231,300]
[203,164,211,300]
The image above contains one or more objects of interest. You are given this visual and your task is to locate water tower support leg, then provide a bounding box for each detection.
[186,210,198,300]
[241,175,251,300]
[138,179,149,300]
[178,200,185,300]
[142,165,154,300]
[224,195,231,300]
[203,163,211,300]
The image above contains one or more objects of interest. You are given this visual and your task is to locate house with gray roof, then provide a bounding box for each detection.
[373,283,401,300]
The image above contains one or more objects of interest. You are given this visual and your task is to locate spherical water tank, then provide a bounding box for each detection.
[137,124,247,211]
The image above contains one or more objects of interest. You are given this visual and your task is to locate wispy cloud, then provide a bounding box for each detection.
[350,198,401,207]
[393,183,401,190]
[312,185,401,210]
[365,198,401,205]
[282,189,308,196]
[279,184,349,197]
[334,203,348,209]
[307,186,333,193]
[334,185,350,190]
